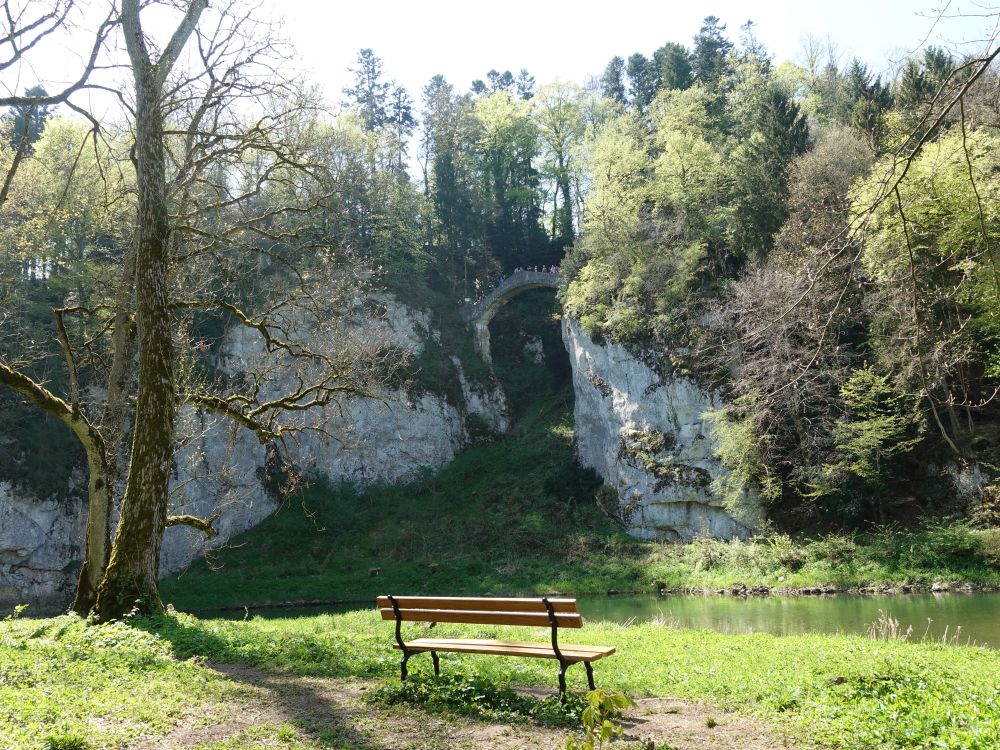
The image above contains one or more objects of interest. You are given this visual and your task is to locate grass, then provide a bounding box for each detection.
[4,609,1000,749]
[0,613,235,750]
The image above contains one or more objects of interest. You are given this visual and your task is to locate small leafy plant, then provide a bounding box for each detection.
[565,688,635,750]
[41,732,90,750]
[3,604,28,622]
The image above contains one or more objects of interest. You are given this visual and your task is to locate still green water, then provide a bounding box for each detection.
[580,593,1000,647]
[204,592,1000,649]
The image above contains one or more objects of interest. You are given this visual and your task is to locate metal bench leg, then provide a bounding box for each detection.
[585,661,595,691]
[400,651,411,682]
[431,651,440,676]
[558,661,569,700]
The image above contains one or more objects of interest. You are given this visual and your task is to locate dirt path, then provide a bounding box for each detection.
[128,664,796,750]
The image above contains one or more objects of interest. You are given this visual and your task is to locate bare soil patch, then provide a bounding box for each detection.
[127,664,796,750]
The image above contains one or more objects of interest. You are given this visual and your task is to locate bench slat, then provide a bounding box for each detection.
[378,607,583,628]
[397,637,615,662]
[376,596,578,614]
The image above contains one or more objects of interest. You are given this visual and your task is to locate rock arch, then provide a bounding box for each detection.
[460,270,561,364]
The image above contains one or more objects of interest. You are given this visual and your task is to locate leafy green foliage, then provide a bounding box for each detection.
[811,368,925,516]
[41,732,90,750]
[564,688,635,750]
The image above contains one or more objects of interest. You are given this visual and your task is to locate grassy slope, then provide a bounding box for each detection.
[5,611,1000,750]
[162,391,644,609]
[162,390,1000,611]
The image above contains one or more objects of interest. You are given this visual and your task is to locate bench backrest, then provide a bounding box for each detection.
[376,595,583,628]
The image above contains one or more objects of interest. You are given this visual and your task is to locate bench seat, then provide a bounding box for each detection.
[395,637,615,662]
[378,594,615,696]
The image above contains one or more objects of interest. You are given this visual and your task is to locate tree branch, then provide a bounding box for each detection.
[165,512,220,538]
[155,0,210,88]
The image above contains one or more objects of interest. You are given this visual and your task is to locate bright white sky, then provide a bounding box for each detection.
[274,0,999,105]
[3,0,998,116]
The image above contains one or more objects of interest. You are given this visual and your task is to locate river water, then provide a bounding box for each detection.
[204,592,1000,649]
[578,592,1000,647]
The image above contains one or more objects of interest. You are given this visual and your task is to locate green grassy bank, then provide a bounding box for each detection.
[4,610,1000,749]
[162,390,1000,611]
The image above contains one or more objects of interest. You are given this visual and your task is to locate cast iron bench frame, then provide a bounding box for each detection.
[377,595,615,697]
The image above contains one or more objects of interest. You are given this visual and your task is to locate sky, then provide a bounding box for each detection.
[2,0,998,116]
[273,0,1000,106]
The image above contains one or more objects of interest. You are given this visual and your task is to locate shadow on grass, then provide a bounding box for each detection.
[132,615,387,749]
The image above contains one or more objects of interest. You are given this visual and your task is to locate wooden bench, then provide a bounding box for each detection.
[377,595,615,696]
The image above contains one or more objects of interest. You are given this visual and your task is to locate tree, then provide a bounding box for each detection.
[515,69,536,100]
[8,86,52,150]
[388,85,416,170]
[843,58,893,149]
[653,43,693,91]
[420,74,488,292]
[474,89,547,269]
[87,0,211,620]
[343,48,391,131]
[600,56,627,104]
[691,16,733,90]
[471,69,515,95]
[728,85,809,257]
[534,82,586,246]
[816,368,925,522]
[0,0,394,620]
[710,126,873,523]
[626,53,657,113]
[856,128,1000,457]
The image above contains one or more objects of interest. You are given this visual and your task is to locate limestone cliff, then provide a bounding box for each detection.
[0,294,507,611]
[562,318,747,541]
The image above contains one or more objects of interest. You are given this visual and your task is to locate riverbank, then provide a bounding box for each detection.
[160,392,1000,611]
[4,610,1000,750]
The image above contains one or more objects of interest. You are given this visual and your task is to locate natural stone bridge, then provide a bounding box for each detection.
[459,269,561,364]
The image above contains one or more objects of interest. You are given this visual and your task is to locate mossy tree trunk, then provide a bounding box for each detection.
[0,363,112,615]
[93,0,207,621]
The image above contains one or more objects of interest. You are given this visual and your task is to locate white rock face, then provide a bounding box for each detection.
[452,357,510,434]
[563,318,747,541]
[1,294,507,611]
[0,479,87,612]
[159,409,278,578]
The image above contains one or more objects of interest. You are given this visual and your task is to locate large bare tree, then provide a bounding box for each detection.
[0,0,394,619]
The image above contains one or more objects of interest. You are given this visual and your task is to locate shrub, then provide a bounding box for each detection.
[978,529,1000,566]
[970,484,1000,527]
